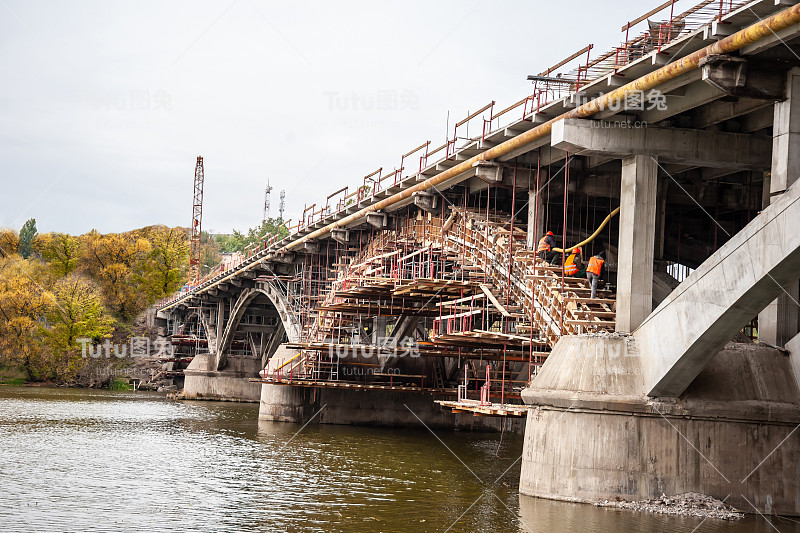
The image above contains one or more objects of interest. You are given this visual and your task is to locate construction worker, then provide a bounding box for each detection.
[586,250,605,299]
[563,247,583,277]
[537,231,558,264]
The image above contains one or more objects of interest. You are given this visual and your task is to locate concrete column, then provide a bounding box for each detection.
[526,188,545,249]
[759,67,800,346]
[616,155,658,333]
[759,282,799,346]
[770,68,800,195]
[215,299,226,354]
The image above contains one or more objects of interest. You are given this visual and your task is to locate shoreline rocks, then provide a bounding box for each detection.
[595,492,744,520]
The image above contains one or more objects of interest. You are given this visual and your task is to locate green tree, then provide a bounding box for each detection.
[19,219,37,259]
[216,218,288,253]
[143,225,189,298]
[46,275,114,354]
[34,233,83,276]
[199,231,223,277]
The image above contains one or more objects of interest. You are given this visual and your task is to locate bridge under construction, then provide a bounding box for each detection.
[157,0,800,515]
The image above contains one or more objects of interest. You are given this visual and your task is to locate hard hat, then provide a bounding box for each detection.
[547,231,553,236]
[574,247,582,254]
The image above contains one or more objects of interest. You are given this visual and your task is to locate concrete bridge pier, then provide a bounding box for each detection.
[523,103,800,514]
[257,344,520,431]
[519,336,800,515]
[182,353,263,402]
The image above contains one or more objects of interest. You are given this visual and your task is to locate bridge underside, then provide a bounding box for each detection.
[156,0,800,512]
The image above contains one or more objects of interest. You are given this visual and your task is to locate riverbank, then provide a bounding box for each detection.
[0,354,171,391]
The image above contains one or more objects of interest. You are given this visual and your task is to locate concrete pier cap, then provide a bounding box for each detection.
[519,334,800,515]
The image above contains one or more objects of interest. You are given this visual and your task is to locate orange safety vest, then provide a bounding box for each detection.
[537,236,551,253]
[563,253,579,276]
[587,256,604,276]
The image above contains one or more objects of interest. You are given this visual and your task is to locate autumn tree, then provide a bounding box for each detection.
[80,231,152,321]
[46,275,114,359]
[19,218,37,259]
[34,232,83,276]
[0,229,19,257]
[0,256,50,379]
[142,225,189,298]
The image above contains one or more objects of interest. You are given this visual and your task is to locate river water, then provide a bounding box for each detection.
[0,387,796,532]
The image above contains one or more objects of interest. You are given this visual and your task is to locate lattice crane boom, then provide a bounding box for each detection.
[189,156,204,283]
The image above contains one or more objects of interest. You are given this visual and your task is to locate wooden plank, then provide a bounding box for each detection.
[568,297,616,304]
[480,284,511,317]
[565,319,616,326]
[438,293,486,308]
[436,308,482,321]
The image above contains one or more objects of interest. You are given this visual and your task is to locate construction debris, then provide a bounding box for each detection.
[595,493,744,521]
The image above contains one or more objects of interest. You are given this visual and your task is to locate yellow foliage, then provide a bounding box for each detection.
[0,224,191,381]
[0,256,51,379]
[141,225,189,298]
[0,229,19,257]
[81,231,152,320]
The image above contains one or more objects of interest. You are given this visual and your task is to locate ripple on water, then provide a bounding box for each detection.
[0,387,796,532]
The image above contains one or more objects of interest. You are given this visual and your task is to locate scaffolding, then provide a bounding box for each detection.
[158,0,773,416]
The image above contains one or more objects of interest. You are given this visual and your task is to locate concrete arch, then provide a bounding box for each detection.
[216,282,301,370]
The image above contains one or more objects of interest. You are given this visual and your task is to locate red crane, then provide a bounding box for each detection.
[189,156,204,284]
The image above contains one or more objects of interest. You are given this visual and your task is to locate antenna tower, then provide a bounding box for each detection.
[263,180,273,222]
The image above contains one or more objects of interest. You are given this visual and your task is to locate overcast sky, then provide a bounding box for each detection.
[1,0,652,235]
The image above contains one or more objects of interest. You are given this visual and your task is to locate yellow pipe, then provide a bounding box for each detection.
[552,207,620,254]
[274,351,303,371]
[282,3,800,253]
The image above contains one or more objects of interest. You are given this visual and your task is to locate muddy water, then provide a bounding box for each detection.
[0,387,795,532]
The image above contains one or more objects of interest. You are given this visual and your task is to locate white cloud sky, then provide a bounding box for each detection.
[1,0,653,235]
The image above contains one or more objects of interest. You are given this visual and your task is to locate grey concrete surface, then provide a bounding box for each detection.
[636,178,800,397]
[182,353,262,402]
[551,118,771,169]
[759,67,800,347]
[520,335,800,515]
[617,155,658,332]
